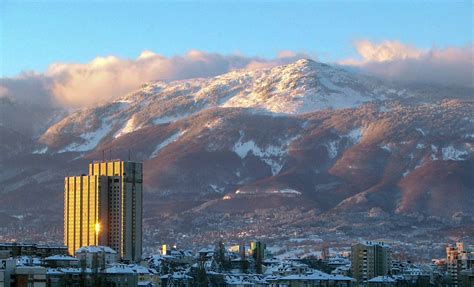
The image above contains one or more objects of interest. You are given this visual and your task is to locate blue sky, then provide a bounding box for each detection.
[0,0,472,76]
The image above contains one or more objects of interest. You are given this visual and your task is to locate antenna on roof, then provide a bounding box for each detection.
[128,149,131,161]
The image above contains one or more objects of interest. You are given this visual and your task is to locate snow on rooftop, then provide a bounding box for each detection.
[368,275,397,283]
[45,255,78,261]
[75,245,117,254]
[105,264,135,274]
[47,267,93,274]
[16,256,42,266]
[128,264,157,274]
[279,271,355,281]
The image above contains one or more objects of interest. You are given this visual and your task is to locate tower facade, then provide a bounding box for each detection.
[351,241,391,283]
[446,242,474,287]
[64,160,143,262]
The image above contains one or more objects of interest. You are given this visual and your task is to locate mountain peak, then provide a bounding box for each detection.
[40,58,412,152]
[293,58,315,66]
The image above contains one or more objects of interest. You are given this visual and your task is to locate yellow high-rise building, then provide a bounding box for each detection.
[64,160,143,262]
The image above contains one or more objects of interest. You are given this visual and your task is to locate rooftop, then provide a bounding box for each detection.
[75,246,117,254]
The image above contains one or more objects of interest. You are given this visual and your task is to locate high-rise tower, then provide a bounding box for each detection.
[64,160,143,262]
[351,241,391,283]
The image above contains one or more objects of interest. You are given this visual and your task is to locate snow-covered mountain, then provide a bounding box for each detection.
[39,59,412,153]
[0,59,473,247]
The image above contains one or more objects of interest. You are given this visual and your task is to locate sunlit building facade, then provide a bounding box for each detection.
[64,160,143,262]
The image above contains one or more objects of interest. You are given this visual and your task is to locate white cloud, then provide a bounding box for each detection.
[1,42,472,111]
[342,40,424,63]
[340,40,473,87]
[0,50,307,108]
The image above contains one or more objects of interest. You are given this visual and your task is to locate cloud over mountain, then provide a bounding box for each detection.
[0,41,471,110]
[341,40,473,87]
[0,51,306,108]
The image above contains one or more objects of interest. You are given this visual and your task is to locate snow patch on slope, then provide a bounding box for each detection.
[232,132,298,175]
[32,147,48,154]
[59,120,112,153]
[441,145,468,161]
[150,130,186,157]
[269,189,301,196]
[344,128,363,143]
[380,143,392,152]
[416,143,425,149]
[430,144,439,160]
[233,139,285,175]
[153,114,185,125]
[114,115,140,138]
[416,128,425,136]
[209,184,225,193]
[326,141,338,159]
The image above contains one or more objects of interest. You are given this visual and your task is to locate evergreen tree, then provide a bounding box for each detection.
[214,241,231,272]
[194,254,209,287]
[255,249,263,274]
[240,245,248,274]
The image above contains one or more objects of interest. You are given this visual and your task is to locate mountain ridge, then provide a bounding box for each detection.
[0,59,472,249]
[38,59,416,153]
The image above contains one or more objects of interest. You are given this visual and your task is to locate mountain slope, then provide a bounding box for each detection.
[0,59,472,250]
[38,59,412,153]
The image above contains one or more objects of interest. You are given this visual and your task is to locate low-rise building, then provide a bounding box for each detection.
[43,255,79,268]
[75,245,118,269]
[129,264,160,286]
[12,265,47,287]
[459,269,474,287]
[0,258,16,287]
[0,259,47,287]
[367,276,396,287]
[268,271,355,287]
[0,243,67,259]
[161,271,192,287]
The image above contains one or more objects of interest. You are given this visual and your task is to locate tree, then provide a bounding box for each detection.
[214,241,231,272]
[240,245,248,274]
[192,254,209,287]
[255,249,263,274]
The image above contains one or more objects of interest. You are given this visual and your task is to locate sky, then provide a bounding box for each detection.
[0,1,472,107]
[1,0,472,76]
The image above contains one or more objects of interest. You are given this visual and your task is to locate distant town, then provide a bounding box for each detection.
[0,239,473,286]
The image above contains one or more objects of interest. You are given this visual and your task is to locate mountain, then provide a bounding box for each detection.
[0,59,472,254]
[38,59,412,153]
